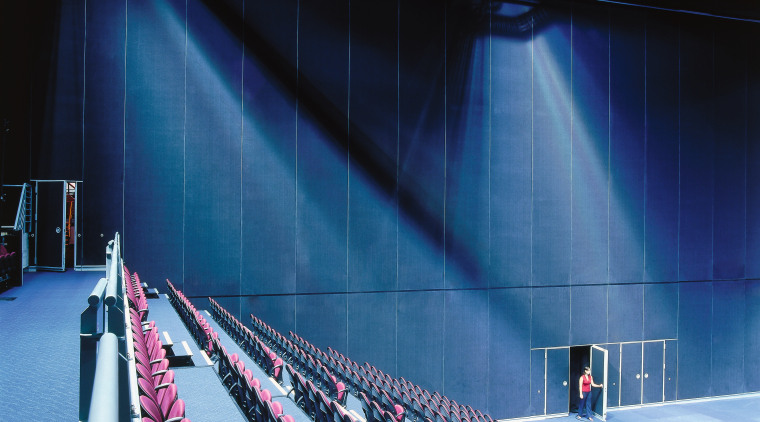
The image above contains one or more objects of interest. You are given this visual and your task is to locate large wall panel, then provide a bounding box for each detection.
[397,290,444,393]
[643,283,678,341]
[570,8,609,285]
[244,295,296,339]
[295,293,347,354]
[444,290,488,409]
[82,0,126,265]
[644,15,680,283]
[746,281,760,391]
[347,292,397,377]
[488,288,531,418]
[712,24,747,280]
[748,26,760,279]
[678,18,714,282]
[711,281,745,395]
[397,1,446,292]
[183,0,242,296]
[532,11,572,286]
[607,284,643,343]
[609,10,645,284]
[124,0,185,287]
[531,286,570,348]
[489,30,532,288]
[295,1,349,294]
[678,282,713,399]
[240,34,298,296]
[570,284,607,345]
[346,1,398,294]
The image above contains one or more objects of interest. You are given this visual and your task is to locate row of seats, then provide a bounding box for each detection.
[125,268,189,422]
[0,251,19,292]
[323,346,493,422]
[286,363,356,422]
[215,340,294,422]
[168,284,296,422]
[166,279,216,358]
[208,298,354,422]
[208,298,285,384]
[288,333,405,422]
[248,314,346,403]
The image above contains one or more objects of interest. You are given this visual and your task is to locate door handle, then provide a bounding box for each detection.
[636,374,640,379]
[644,373,649,379]
[56,227,61,233]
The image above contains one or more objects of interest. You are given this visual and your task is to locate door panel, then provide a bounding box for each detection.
[75,181,83,268]
[620,343,642,406]
[643,341,665,404]
[530,349,546,416]
[591,346,608,420]
[665,340,678,401]
[606,343,621,408]
[546,348,570,415]
[35,181,65,270]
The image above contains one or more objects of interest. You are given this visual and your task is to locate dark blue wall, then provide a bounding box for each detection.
[36,0,760,418]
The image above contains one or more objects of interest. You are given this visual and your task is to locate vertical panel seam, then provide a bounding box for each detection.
[294,0,300,334]
[395,0,400,379]
[183,0,188,291]
[346,0,351,354]
[240,0,245,317]
[123,0,128,243]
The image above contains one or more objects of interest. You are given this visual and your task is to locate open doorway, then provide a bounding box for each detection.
[31,180,81,271]
[570,345,608,420]
[570,345,591,414]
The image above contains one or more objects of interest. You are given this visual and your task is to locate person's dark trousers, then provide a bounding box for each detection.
[577,391,592,419]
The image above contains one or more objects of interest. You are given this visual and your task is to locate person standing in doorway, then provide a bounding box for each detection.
[577,366,602,421]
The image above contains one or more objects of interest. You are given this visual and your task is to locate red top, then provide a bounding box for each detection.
[582,375,592,393]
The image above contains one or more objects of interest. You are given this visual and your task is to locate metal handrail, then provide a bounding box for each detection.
[88,333,120,422]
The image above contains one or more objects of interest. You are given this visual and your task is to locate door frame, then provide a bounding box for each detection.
[30,179,82,271]
[591,345,609,420]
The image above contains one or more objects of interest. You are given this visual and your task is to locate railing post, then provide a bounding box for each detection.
[88,333,120,422]
[80,277,107,421]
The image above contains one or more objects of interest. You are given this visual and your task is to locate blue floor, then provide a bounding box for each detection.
[0,270,100,422]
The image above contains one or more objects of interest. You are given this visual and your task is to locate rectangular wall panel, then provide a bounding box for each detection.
[183,0,242,296]
[82,0,126,265]
[609,10,645,284]
[347,292,397,377]
[488,288,531,418]
[644,16,680,283]
[607,284,643,343]
[570,285,607,346]
[571,8,609,285]
[712,24,747,280]
[711,281,745,395]
[444,31,490,290]
[678,18,714,281]
[241,41,297,295]
[397,291,444,393]
[397,1,445,291]
[531,286,570,348]
[243,295,296,338]
[677,282,713,399]
[490,32,532,288]
[531,10,572,286]
[347,0,398,293]
[620,342,641,406]
[745,281,760,391]
[643,283,678,341]
[124,0,185,287]
[295,0,349,294]
[748,26,760,279]
[444,290,488,409]
[295,293,347,355]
